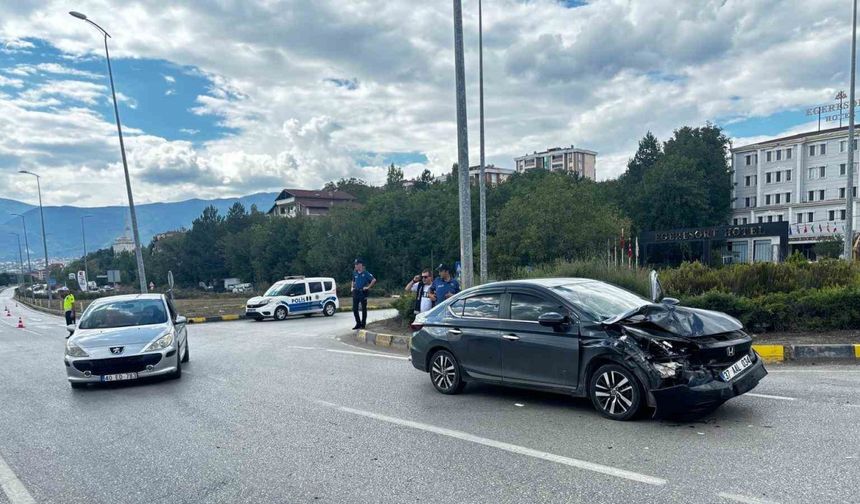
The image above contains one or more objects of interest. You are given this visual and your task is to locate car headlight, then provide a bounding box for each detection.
[65,340,89,358]
[143,331,174,352]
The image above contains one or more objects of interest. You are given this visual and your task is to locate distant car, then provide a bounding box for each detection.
[64,293,189,389]
[245,276,338,320]
[231,283,253,294]
[409,274,767,421]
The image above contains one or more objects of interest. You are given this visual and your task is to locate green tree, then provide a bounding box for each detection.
[636,154,710,230]
[384,163,404,190]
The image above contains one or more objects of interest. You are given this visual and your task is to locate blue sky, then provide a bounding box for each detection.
[0,0,854,207]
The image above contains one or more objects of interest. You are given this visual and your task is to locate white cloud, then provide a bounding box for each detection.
[163,74,175,83]
[0,0,855,203]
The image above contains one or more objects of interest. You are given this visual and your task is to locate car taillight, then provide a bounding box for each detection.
[410,323,424,331]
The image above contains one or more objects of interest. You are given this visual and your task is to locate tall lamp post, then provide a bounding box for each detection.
[9,233,24,286]
[846,0,858,262]
[80,214,93,289]
[10,213,32,277]
[478,0,487,284]
[70,10,148,292]
[452,0,474,288]
[18,170,51,305]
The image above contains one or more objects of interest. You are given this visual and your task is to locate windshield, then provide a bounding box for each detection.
[78,299,168,329]
[264,282,291,296]
[552,281,650,321]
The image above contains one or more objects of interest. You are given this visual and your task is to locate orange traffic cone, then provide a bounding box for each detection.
[17,317,24,328]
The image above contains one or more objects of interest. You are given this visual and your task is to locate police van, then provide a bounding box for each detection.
[245,276,339,321]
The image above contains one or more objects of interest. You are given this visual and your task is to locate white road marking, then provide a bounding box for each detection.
[744,393,796,401]
[717,491,781,504]
[315,401,666,486]
[769,369,860,373]
[0,318,41,336]
[286,346,408,361]
[0,451,36,504]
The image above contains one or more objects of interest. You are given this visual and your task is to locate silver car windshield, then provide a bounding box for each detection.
[552,281,649,321]
[78,299,168,329]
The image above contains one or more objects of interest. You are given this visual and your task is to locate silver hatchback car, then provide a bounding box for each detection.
[65,294,189,389]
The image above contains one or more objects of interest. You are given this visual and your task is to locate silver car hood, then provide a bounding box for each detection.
[73,324,169,349]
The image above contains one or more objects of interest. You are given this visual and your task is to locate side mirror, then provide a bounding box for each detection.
[649,270,664,303]
[174,315,187,326]
[538,312,568,328]
[66,324,75,337]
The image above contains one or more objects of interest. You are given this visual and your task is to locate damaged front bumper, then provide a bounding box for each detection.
[649,352,768,418]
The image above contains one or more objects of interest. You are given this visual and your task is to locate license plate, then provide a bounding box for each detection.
[246,308,256,312]
[101,372,138,382]
[720,355,752,382]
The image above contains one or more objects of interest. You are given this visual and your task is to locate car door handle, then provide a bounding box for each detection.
[502,334,520,341]
[448,329,462,335]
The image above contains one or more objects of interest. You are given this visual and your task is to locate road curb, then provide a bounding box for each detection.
[355,329,411,348]
[350,330,859,364]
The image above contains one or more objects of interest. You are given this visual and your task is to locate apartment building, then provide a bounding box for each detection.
[468,164,515,186]
[731,125,859,258]
[514,145,597,180]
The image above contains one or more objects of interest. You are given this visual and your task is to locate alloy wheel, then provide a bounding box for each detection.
[594,370,634,416]
[275,306,287,320]
[429,351,463,394]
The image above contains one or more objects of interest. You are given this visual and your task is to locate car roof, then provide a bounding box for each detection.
[481,278,600,289]
[90,293,165,305]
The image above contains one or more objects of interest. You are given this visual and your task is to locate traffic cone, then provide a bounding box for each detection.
[17,317,24,328]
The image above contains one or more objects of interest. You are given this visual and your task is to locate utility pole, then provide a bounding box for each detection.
[18,171,51,305]
[452,0,474,288]
[70,11,148,292]
[846,0,858,262]
[478,0,487,284]
[81,215,93,289]
[10,213,32,276]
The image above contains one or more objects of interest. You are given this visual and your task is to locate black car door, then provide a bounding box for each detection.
[445,292,504,382]
[499,290,580,390]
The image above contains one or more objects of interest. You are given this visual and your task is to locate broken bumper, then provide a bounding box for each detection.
[650,353,768,418]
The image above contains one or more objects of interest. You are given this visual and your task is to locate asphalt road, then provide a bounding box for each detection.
[0,288,857,504]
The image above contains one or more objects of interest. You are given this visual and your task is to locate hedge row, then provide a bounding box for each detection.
[681,286,860,333]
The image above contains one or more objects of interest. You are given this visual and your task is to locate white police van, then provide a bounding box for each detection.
[245,276,339,321]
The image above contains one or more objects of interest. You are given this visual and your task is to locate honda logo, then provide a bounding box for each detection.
[109,346,124,355]
[726,346,735,357]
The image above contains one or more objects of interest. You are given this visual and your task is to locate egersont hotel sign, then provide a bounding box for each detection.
[643,223,788,244]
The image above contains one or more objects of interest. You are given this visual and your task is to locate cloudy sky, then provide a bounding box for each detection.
[0,0,855,206]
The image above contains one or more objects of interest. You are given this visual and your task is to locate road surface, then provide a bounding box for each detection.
[0,287,857,504]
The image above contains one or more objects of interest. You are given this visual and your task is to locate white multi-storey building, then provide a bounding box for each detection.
[514,145,597,180]
[731,125,859,257]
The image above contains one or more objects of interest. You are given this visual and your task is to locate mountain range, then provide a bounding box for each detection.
[0,192,279,264]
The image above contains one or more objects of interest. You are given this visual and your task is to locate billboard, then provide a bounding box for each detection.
[107,270,121,283]
[76,271,88,292]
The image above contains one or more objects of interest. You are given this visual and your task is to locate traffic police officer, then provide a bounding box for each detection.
[63,292,76,326]
[351,259,376,329]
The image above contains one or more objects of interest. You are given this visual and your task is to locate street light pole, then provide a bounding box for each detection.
[452,0,474,289]
[478,0,487,285]
[18,170,51,305]
[846,0,858,262]
[10,213,32,276]
[81,215,93,289]
[9,233,23,286]
[70,10,148,292]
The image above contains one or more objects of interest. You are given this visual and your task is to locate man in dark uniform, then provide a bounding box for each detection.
[351,258,376,329]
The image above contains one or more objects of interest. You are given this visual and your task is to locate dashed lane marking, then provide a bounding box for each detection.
[717,492,781,504]
[286,345,408,361]
[313,400,667,486]
[0,450,36,504]
[744,393,796,401]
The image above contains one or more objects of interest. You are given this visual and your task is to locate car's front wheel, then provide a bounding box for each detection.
[274,306,288,321]
[323,302,336,317]
[181,338,190,363]
[589,364,642,421]
[429,349,465,395]
[170,345,182,379]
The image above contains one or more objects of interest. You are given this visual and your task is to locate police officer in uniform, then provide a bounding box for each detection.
[351,259,376,329]
[63,292,76,326]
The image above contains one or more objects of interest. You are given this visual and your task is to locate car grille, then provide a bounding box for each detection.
[246,302,267,308]
[691,332,752,366]
[73,354,163,375]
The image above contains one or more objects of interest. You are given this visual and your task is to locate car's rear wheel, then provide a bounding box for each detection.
[274,306,288,321]
[429,349,465,395]
[589,364,641,421]
[323,302,336,317]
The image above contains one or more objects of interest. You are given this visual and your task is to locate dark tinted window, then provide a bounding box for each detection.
[79,299,168,329]
[309,282,323,293]
[287,283,307,296]
[463,294,501,318]
[323,281,333,291]
[510,293,565,321]
[448,299,465,317]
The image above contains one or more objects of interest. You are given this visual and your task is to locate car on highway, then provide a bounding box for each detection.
[64,293,189,389]
[245,276,339,321]
[409,273,767,420]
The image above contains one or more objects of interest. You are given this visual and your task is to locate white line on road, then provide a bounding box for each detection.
[744,392,796,401]
[286,346,408,361]
[315,400,666,486]
[0,451,36,504]
[0,318,41,336]
[717,491,781,504]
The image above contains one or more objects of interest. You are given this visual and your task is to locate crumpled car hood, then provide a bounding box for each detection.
[603,303,742,337]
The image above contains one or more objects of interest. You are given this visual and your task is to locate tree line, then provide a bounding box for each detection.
[58,124,732,292]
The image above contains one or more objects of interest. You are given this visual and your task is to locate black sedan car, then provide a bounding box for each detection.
[409,275,767,420]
